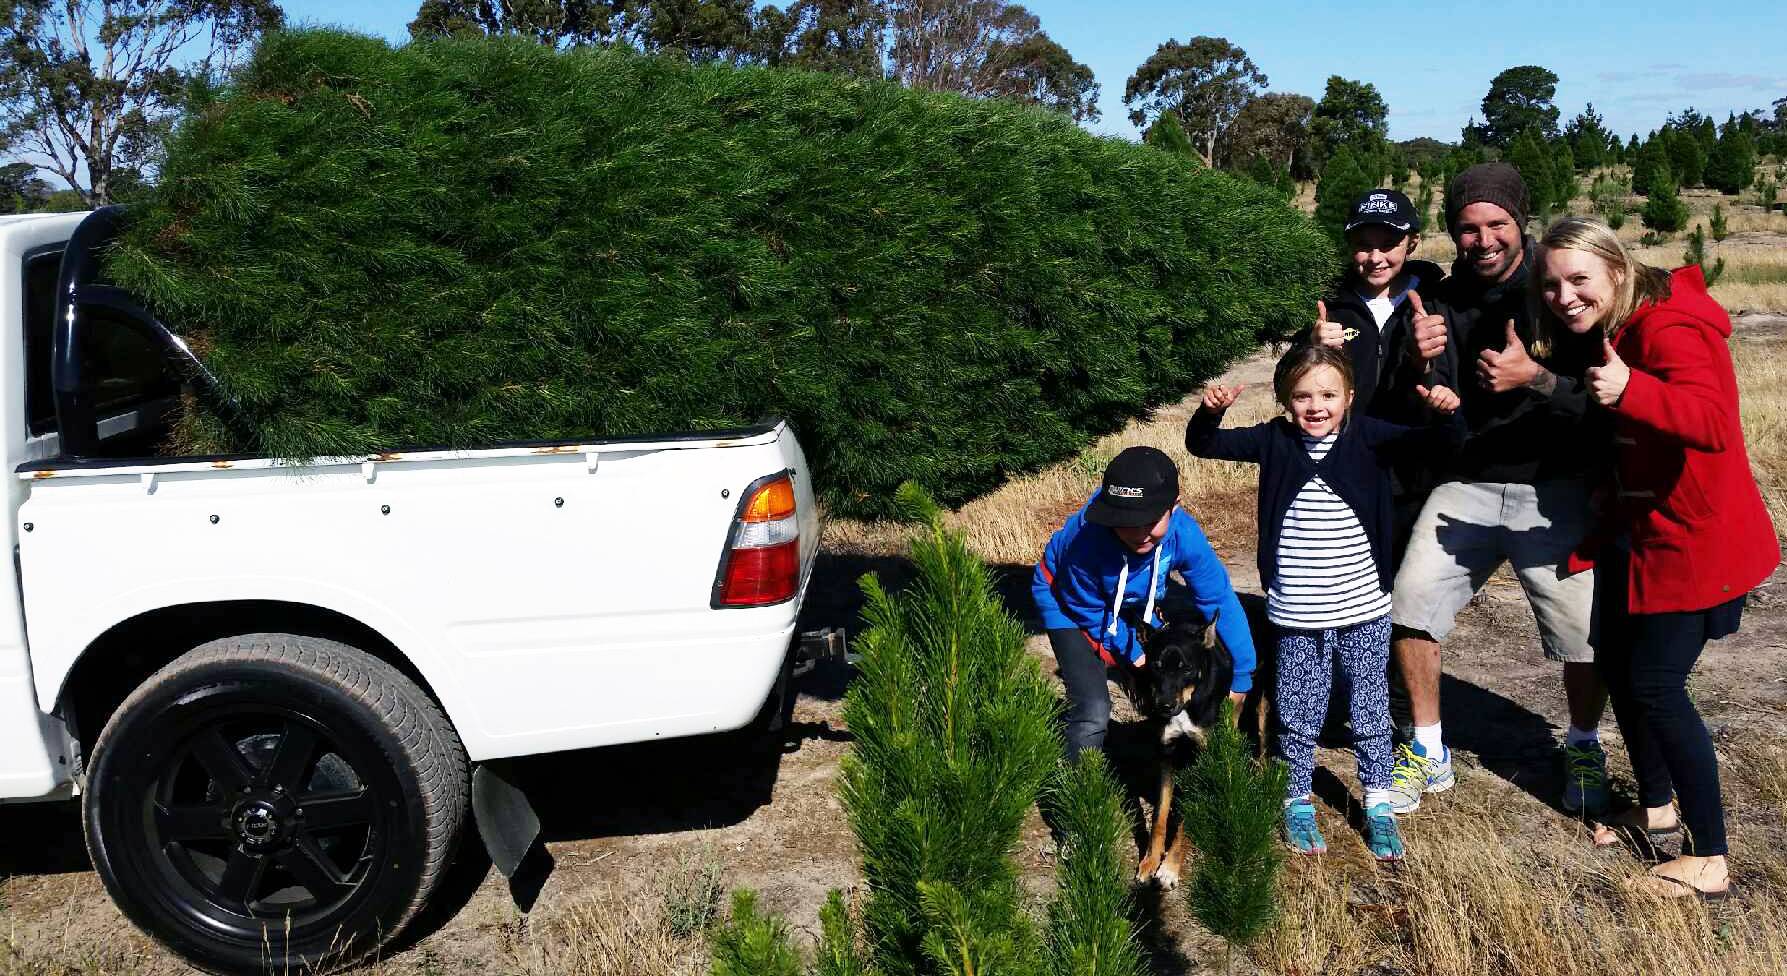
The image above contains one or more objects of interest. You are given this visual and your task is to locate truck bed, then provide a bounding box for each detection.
[13,421,819,768]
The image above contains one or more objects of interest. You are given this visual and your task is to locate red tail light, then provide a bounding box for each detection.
[713,472,801,608]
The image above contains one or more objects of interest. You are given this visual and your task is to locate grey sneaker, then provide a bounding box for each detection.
[1562,741,1611,817]
[1385,741,1455,814]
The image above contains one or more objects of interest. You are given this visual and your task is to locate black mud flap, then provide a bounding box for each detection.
[472,761,553,911]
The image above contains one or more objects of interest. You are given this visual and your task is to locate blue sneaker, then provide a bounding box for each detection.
[1386,741,1455,814]
[1283,800,1327,855]
[1364,803,1404,861]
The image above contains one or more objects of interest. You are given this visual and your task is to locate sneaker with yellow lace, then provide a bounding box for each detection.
[1562,741,1610,817]
[1386,740,1454,814]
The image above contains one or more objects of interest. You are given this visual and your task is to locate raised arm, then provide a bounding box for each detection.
[1185,384,1271,463]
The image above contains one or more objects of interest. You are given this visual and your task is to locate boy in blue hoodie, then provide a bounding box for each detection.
[1033,446,1257,758]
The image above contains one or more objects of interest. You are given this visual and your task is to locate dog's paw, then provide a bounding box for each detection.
[1153,862,1181,890]
[1135,855,1161,884]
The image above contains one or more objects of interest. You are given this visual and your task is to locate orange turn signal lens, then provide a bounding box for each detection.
[740,476,797,522]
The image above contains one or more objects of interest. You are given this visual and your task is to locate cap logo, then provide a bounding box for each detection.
[1357,196,1399,215]
[1107,485,1145,498]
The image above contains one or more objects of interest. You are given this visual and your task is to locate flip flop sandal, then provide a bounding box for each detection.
[1592,816,1680,847]
[1622,871,1733,902]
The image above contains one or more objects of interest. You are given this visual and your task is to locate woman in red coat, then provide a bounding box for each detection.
[1536,215,1778,899]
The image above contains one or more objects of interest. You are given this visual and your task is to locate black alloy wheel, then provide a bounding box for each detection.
[84,635,466,974]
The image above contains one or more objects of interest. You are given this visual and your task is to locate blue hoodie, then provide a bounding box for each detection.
[1032,500,1255,693]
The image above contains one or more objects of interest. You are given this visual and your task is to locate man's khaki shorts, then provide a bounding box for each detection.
[1391,478,1596,663]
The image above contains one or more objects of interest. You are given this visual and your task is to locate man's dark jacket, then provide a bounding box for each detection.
[1428,242,1609,485]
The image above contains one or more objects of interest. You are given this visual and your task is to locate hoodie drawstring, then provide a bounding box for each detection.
[1106,542,1163,643]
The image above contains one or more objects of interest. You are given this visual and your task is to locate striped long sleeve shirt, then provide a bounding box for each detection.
[1265,432,1392,630]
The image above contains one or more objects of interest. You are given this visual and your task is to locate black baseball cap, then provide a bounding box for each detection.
[1085,446,1179,528]
[1344,188,1420,235]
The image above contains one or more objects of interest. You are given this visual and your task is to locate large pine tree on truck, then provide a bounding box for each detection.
[109,30,1333,517]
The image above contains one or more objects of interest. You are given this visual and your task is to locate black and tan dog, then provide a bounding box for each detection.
[1128,613,1234,888]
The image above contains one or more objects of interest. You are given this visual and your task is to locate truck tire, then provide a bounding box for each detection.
[82,634,468,974]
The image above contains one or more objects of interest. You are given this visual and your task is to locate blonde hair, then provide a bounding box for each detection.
[1531,215,1671,356]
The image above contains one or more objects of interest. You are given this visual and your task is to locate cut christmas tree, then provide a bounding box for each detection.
[109,30,1333,516]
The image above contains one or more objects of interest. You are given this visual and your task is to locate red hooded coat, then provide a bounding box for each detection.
[1569,266,1779,613]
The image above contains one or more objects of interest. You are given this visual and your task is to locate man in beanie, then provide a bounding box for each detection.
[1384,162,1613,816]
[1033,446,1257,758]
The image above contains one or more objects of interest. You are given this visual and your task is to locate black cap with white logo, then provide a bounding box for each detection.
[1344,188,1420,235]
[1085,446,1180,528]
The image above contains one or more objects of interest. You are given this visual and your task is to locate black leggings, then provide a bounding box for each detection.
[1594,548,1742,857]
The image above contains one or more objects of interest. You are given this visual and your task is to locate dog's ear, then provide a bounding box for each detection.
[1188,619,1236,726]
[1132,613,1160,648]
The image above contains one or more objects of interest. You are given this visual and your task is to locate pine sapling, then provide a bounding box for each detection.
[916,882,1039,976]
[1709,203,1729,242]
[1683,224,1726,286]
[709,890,805,976]
[1044,752,1147,976]
[840,484,1059,974]
[1179,701,1290,970]
[814,890,872,976]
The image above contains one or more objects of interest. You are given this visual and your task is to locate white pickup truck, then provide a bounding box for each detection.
[0,209,829,972]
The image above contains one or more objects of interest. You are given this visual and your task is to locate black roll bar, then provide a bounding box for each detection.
[51,206,252,456]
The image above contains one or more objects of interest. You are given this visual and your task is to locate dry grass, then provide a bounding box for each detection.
[0,932,161,976]
[1257,758,1787,976]
[824,386,1282,567]
[500,879,708,976]
[1732,337,1787,537]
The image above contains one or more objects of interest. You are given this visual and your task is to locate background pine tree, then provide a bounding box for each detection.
[1143,112,1201,163]
[1313,146,1371,242]
[108,30,1333,518]
[1642,176,1690,233]
[1549,142,1577,211]
[1705,126,1757,195]
[1505,131,1554,223]
[1631,138,1670,197]
[1665,127,1706,187]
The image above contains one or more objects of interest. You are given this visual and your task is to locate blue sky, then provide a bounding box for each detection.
[283,0,1787,143]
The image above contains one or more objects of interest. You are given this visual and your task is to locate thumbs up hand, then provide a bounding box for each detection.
[1201,383,1246,412]
[1408,293,1448,361]
[1476,318,1541,393]
[1314,300,1345,348]
[1586,334,1631,407]
[1415,383,1461,414]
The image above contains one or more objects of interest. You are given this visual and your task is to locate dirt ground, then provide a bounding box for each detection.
[6,320,1787,976]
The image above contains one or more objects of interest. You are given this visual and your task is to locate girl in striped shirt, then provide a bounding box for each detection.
[1187,345,1459,860]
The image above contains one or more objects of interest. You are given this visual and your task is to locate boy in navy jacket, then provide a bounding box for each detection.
[1032,446,1257,758]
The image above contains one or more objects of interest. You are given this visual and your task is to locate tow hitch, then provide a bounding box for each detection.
[793,626,850,677]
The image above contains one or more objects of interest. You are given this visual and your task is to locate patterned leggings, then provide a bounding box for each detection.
[1275,614,1393,800]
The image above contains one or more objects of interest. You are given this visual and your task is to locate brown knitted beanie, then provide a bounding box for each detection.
[1444,162,1528,235]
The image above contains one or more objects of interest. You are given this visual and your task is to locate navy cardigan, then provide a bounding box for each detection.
[1185,411,1463,594]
